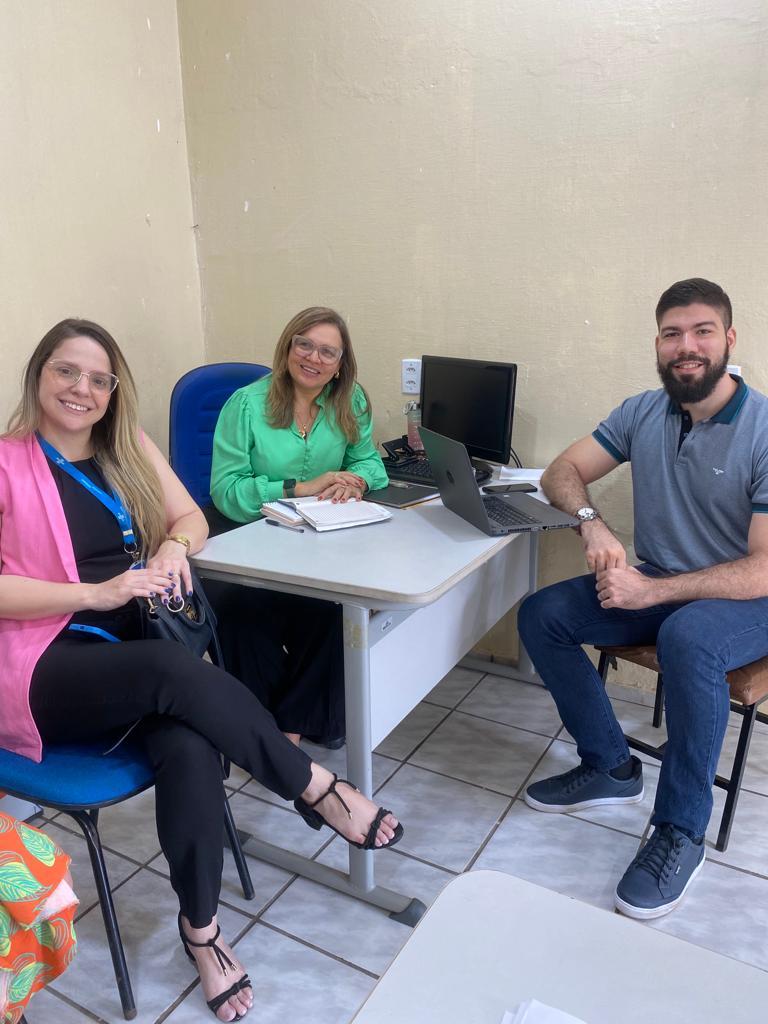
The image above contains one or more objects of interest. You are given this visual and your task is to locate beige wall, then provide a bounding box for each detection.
[0,1,204,447]
[177,0,768,667]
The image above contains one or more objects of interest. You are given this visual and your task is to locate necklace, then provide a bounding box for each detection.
[295,404,318,440]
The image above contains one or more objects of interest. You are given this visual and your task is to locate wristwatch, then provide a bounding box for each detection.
[283,478,297,498]
[574,507,601,524]
[166,533,191,551]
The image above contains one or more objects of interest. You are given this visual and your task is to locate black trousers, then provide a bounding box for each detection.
[29,636,312,927]
[206,583,345,741]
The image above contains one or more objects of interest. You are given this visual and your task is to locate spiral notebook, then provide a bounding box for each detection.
[262,497,392,532]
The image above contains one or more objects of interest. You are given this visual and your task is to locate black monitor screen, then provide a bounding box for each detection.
[419,356,517,464]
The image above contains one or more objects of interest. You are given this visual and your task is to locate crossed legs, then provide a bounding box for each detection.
[30,637,399,1020]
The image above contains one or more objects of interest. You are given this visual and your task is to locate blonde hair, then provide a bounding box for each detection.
[5,318,166,559]
[266,307,371,443]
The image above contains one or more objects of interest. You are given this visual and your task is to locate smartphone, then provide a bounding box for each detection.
[482,482,538,494]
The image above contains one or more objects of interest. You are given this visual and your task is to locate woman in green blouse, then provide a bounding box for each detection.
[209,307,387,746]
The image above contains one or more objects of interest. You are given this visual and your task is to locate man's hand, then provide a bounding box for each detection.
[581,519,627,573]
[596,566,659,610]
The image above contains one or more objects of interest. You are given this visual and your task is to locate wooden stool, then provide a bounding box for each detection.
[595,645,768,851]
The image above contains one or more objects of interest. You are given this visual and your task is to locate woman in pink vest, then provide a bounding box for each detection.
[0,319,402,1023]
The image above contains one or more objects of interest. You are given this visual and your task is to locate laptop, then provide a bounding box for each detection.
[418,427,579,536]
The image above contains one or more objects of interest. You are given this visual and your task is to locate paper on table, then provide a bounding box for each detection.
[296,499,391,532]
[497,467,544,483]
[264,497,392,532]
[501,998,588,1024]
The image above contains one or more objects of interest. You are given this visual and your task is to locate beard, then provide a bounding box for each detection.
[657,343,730,405]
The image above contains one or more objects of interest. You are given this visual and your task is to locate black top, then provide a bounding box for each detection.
[46,454,143,640]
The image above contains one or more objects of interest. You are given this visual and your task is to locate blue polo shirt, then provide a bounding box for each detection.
[592,377,768,574]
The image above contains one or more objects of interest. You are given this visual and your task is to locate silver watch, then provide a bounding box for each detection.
[575,506,601,524]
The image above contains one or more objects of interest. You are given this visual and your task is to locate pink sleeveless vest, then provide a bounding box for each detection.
[0,435,79,761]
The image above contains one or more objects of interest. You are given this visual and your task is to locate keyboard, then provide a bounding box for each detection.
[482,495,540,528]
[385,457,438,484]
[385,457,490,486]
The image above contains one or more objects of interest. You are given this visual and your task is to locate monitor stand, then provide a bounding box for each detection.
[471,459,492,485]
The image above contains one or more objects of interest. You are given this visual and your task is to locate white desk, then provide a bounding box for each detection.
[194,502,536,923]
[353,870,768,1023]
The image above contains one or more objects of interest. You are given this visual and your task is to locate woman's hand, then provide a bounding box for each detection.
[297,471,366,502]
[146,539,193,599]
[87,566,180,612]
[318,480,365,503]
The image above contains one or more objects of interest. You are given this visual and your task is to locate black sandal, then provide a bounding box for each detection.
[294,773,404,850]
[178,914,253,1020]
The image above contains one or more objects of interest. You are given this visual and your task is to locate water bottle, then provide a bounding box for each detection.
[405,401,424,451]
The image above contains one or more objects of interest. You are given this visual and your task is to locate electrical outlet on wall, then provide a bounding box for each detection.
[727,363,742,376]
[401,358,422,394]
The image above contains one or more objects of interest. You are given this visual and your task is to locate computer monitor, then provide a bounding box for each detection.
[419,355,517,472]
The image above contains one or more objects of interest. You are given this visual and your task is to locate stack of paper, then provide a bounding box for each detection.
[262,497,392,532]
[261,502,305,527]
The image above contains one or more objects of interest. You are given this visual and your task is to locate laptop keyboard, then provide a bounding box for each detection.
[482,495,540,528]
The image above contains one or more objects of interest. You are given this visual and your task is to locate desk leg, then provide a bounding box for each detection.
[235,600,425,925]
[343,603,374,893]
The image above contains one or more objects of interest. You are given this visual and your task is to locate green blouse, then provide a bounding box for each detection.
[210,374,389,522]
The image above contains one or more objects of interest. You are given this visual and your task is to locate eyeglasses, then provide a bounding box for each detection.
[46,360,119,394]
[291,335,343,365]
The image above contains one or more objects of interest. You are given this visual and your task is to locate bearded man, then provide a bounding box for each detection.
[518,278,768,919]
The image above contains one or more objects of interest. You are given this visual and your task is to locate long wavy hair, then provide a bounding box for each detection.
[5,318,166,559]
[266,307,371,443]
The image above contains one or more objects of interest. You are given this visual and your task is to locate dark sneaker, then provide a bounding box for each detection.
[524,757,643,812]
[615,824,705,920]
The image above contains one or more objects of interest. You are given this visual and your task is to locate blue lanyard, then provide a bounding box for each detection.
[37,433,138,553]
[67,623,121,643]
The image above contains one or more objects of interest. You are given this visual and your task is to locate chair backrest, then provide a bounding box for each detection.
[169,362,270,506]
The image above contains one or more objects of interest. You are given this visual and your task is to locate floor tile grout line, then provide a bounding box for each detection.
[36,985,108,1023]
[257,919,381,979]
[464,796,516,871]
[438,704,565,742]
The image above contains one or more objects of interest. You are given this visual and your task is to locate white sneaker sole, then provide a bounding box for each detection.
[614,848,706,920]
[524,786,644,813]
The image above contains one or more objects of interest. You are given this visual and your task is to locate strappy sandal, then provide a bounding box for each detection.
[178,913,253,1020]
[294,772,404,850]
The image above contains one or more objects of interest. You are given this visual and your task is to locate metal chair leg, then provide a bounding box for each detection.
[68,810,137,1020]
[223,795,255,901]
[717,703,757,852]
[652,672,664,728]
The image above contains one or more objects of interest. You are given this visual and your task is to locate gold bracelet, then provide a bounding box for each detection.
[166,533,191,551]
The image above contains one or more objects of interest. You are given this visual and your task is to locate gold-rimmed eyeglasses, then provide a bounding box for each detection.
[46,360,119,394]
[291,335,343,365]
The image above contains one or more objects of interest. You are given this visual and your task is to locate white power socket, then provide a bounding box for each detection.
[727,363,742,376]
[401,358,422,394]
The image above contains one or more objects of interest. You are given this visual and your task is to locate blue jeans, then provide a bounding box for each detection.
[518,571,768,837]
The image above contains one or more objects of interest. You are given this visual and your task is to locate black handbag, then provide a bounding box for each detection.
[138,568,223,665]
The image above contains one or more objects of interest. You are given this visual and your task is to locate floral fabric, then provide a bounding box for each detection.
[0,813,77,1023]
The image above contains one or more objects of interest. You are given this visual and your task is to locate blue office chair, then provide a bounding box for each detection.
[0,739,255,1020]
[169,362,270,507]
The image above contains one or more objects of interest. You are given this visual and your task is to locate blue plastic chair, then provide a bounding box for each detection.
[169,362,270,507]
[0,738,254,1020]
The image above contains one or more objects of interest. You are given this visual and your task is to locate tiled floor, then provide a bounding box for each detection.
[25,667,768,1023]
